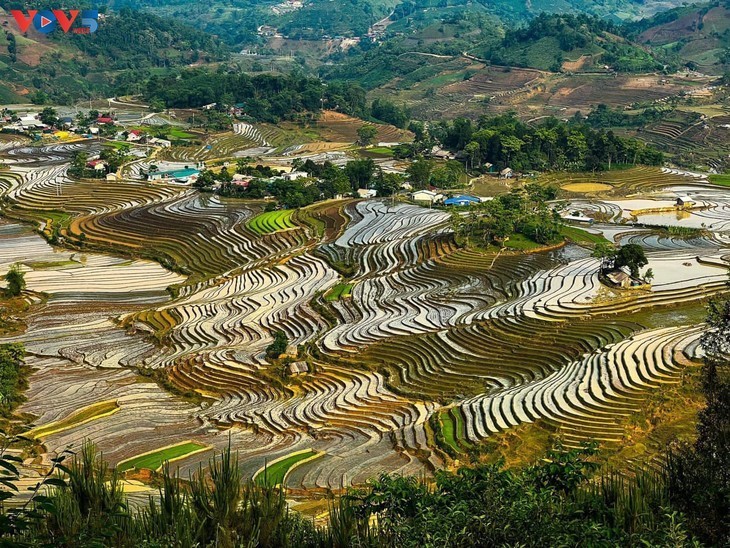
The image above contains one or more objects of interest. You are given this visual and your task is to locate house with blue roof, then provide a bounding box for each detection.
[444,195,480,207]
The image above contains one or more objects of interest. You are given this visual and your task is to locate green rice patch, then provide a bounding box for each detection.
[247,209,296,234]
[117,442,209,472]
[255,450,321,487]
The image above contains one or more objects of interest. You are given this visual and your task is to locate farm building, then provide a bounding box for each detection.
[605,269,631,288]
[149,137,171,148]
[676,195,695,207]
[283,171,309,181]
[410,190,444,204]
[500,167,514,179]
[430,146,457,160]
[357,188,377,199]
[86,159,107,172]
[444,195,480,207]
[126,130,144,142]
[288,362,309,376]
[564,214,594,224]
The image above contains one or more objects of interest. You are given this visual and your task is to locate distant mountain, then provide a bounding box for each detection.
[105,0,691,45]
[481,13,667,73]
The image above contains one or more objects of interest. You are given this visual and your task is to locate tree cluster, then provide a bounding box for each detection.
[144,72,367,123]
[452,184,562,247]
[423,113,663,173]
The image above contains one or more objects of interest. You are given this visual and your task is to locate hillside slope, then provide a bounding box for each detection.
[625,2,730,75]
[0,7,226,104]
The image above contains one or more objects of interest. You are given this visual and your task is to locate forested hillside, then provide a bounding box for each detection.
[0,6,227,103]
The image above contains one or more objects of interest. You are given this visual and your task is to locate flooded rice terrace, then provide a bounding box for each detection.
[0,135,728,494]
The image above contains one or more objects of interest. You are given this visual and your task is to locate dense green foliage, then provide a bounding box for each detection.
[0,343,25,416]
[451,184,562,247]
[668,298,730,545]
[144,71,366,121]
[485,13,668,72]
[0,6,227,104]
[2,264,25,298]
[584,104,670,128]
[423,113,663,173]
[266,331,289,359]
[0,439,703,547]
[200,159,353,208]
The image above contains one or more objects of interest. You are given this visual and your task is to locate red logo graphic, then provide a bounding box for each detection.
[11,10,37,33]
[53,10,80,33]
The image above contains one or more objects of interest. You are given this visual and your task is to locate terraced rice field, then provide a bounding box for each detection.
[254,450,322,487]
[316,111,412,144]
[26,400,120,439]
[117,442,210,472]
[1,138,727,493]
[247,209,297,234]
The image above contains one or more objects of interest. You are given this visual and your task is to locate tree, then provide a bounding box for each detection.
[266,331,288,359]
[406,159,434,189]
[38,107,58,127]
[500,135,524,164]
[614,244,647,278]
[375,171,403,197]
[592,242,616,271]
[667,299,730,545]
[357,124,378,146]
[643,268,654,283]
[464,141,481,171]
[0,342,25,413]
[344,159,375,191]
[3,264,25,298]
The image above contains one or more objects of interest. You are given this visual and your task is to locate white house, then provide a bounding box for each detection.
[357,188,377,199]
[410,190,444,204]
[149,137,172,148]
[283,171,309,181]
[126,129,144,142]
[500,167,514,179]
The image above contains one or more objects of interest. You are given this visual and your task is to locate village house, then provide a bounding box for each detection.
[148,137,172,148]
[357,188,377,199]
[410,189,444,204]
[288,361,309,376]
[86,159,107,172]
[126,130,144,142]
[605,269,632,288]
[282,171,309,181]
[429,146,457,161]
[147,168,200,184]
[500,167,514,179]
[676,195,695,207]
